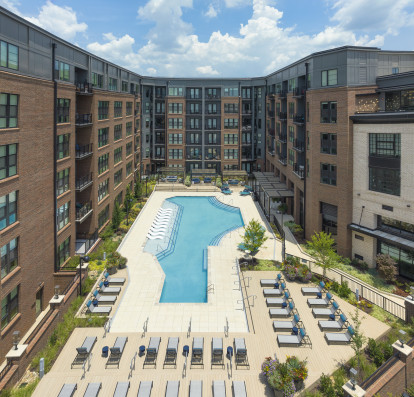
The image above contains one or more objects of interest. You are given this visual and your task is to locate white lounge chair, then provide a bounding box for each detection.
[301,281,325,295]
[137,381,153,397]
[147,234,163,240]
[266,291,291,307]
[191,337,204,368]
[263,282,286,296]
[147,231,166,237]
[58,384,77,397]
[232,381,247,397]
[319,313,348,331]
[86,300,111,315]
[83,383,101,397]
[92,290,117,305]
[269,301,295,318]
[273,314,301,332]
[307,292,333,307]
[260,274,284,287]
[104,272,126,285]
[325,326,354,344]
[234,338,249,369]
[312,301,340,318]
[189,380,202,397]
[165,381,179,397]
[211,337,224,368]
[98,281,120,295]
[113,382,130,397]
[152,220,170,226]
[213,381,226,397]
[277,328,312,348]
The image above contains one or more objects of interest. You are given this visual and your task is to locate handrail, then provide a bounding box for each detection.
[142,317,149,337]
[104,318,111,338]
[225,317,229,337]
[0,361,12,383]
[183,347,189,377]
[207,283,215,294]
[187,317,192,338]
[129,352,137,379]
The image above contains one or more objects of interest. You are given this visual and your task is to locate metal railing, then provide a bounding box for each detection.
[75,173,93,191]
[75,143,93,159]
[277,134,287,143]
[360,354,399,389]
[0,360,12,383]
[293,87,305,97]
[75,113,92,125]
[278,156,287,165]
[278,111,287,120]
[293,139,305,152]
[293,114,305,124]
[77,230,98,254]
[76,82,93,94]
[76,202,92,221]
[293,163,305,179]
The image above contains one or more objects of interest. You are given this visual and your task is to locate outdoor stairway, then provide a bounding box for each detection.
[208,196,240,213]
[209,224,241,246]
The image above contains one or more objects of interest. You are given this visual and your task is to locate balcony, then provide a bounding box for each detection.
[267,150,275,157]
[268,110,275,117]
[187,154,202,160]
[76,143,93,160]
[76,82,93,95]
[242,109,252,115]
[293,87,305,98]
[278,91,287,99]
[76,201,93,223]
[293,114,305,125]
[293,139,305,152]
[75,114,93,127]
[268,128,275,137]
[186,94,202,100]
[293,163,305,179]
[278,156,287,166]
[278,112,287,121]
[277,133,287,143]
[205,94,221,100]
[75,173,93,192]
[205,156,220,160]
[242,125,252,132]
[153,155,165,160]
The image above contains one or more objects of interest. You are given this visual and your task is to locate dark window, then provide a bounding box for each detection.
[114,147,122,164]
[122,81,128,92]
[168,134,183,144]
[126,122,132,136]
[320,101,337,123]
[224,149,238,159]
[354,234,364,241]
[98,179,109,202]
[54,60,70,81]
[320,133,337,154]
[0,41,18,70]
[321,69,338,86]
[369,134,400,157]
[320,202,338,237]
[98,153,109,174]
[378,240,414,280]
[98,205,109,228]
[1,238,18,279]
[56,168,69,196]
[114,124,122,141]
[169,103,183,114]
[189,118,200,129]
[92,72,103,88]
[224,134,238,144]
[57,134,70,159]
[35,288,43,316]
[57,99,70,123]
[114,169,123,187]
[109,78,117,91]
[0,93,18,128]
[224,103,238,113]
[320,163,337,186]
[208,133,218,144]
[115,191,123,205]
[126,102,133,116]
[354,254,364,260]
[288,149,295,166]
[1,286,19,330]
[168,118,183,129]
[288,102,294,119]
[57,202,70,231]
[224,118,238,129]
[369,168,400,196]
[188,88,201,99]
[57,237,70,267]
[378,216,414,241]
[168,149,183,159]
[126,142,133,156]
[98,127,109,148]
[382,204,394,212]
[189,133,200,144]
[114,101,123,118]
[98,101,109,120]
[242,88,251,99]
[126,161,133,176]
[0,144,17,180]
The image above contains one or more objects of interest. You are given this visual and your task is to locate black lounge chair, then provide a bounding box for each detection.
[113,381,130,397]
[106,337,128,368]
[234,338,249,369]
[83,383,101,397]
[211,338,224,369]
[163,337,179,368]
[191,337,204,368]
[58,383,77,397]
[71,336,97,368]
[143,337,161,368]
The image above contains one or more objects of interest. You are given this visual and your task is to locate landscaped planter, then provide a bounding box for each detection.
[294,379,304,390]
[273,389,283,397]
[107,266,117,275]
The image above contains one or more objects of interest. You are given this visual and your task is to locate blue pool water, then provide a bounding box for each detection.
[159,196,244,303]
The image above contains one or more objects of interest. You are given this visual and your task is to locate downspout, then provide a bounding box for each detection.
[303,62,309,239]
[52,43,58,272]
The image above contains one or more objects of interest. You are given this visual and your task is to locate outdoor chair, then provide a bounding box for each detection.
[269,301,295,318]
[213,381,226,397]
[137,381,153,397]
[85,300,111,315]
[307,292,334,307]
[266,291,291,307]
[318,313,349,331]
[234,338,249,369]
[239,190,250,196]
[260,274,284,287]
[232,381,247,397]
[92,290,117,305]
[204,177,212,183]
[273,314,301,332]
[277,328,312,348]
[105,336,128,368]
[104,271,126,285]
[165,381,180,397]
[98,281,120,295]
[58,383,77,397]
[143,337,161,368]
[113,381,130,397]
[191,337,204,368]
[83,383,101,397]
[71,336,97,368]
[312,301,340,318]
[189,380,202,397]
[211,337,224,368]
[262,282,286,296]
[301,281,325,295]
[163,337,179,368]
[325,326,355,344]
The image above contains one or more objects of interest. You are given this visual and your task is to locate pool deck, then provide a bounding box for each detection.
[109,191,276,334]
[33,272,390,397]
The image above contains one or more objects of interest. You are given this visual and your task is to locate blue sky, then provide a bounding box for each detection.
[1,0,414,77]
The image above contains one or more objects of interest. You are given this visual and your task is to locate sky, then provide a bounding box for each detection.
[1,0,414,77]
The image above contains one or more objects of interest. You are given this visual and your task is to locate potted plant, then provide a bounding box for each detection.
[297,265,312,283]
[106,252,120,274]
[118,255,128,269]
[286,356,308,390]
[285,265,298,281]
[262,357,297,397]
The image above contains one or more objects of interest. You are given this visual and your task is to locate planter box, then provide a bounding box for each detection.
[273,390,283,397]
[107,266,117,275]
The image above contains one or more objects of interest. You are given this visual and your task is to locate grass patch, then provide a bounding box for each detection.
[0,379,40,397]
[243,259,282,271]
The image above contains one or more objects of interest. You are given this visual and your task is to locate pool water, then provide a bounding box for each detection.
[159,196,244,303]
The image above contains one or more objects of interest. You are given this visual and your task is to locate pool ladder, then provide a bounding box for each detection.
[207,283,215,294]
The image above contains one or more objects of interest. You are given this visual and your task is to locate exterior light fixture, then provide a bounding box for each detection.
[12,331,20,350]
[349,367,358,390]
[399,329,407,347]
[54,285,60,299]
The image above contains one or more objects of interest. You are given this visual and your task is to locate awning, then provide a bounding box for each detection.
[158,167,185,174]
[253,172,294,199]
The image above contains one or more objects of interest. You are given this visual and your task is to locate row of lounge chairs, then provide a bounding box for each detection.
[58,380,247,397]
[146,208,174,239]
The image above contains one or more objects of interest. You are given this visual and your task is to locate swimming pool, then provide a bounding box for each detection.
[158,196,244,303]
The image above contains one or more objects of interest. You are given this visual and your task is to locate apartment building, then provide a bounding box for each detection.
[350,72,414,279]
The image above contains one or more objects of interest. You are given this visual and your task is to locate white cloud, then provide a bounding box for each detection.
[205,4,218,18]
[224,0,252,7]
[0,0,22,16]
[196,65,219,75]
[24,1,87,41]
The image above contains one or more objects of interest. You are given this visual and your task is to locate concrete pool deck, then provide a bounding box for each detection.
[109,191,275,334]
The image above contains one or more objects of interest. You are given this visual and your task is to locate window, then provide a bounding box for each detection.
[322,69,338,86]
[241,88,251,99]
[189,133,200,144]
[189,118,200,129]
[369,168,400,196]
[207,103,218,114]
[115,191,123,205]
[224,103,238,113]
[155,87,166,98]
[392,67,399,74]
[98,127,109,148]
[55,60,70,81]
[57,134,70,159]
[109,77,118,91]
[0,41,18,70]
[224,149,238,159]
[168,118,183,129]
[1,238,18,279]
[98,179,109,202]
[98,153,109,174]
[242,132,251,144]
[188,88,201,99]
[288,102,294,118]
[114,101,123,118]
[126,161,133,176]
[224,87,238,97]
[0,93,18,128]
[306,158,310,177]
[288,149,295,166]
[206,118,218,129]
[57,202,70,231]
[206,88,219,99]
[114,147,122,164]
[189,103,200,114]
[114,169,123,187]
[168,149,183,159]
[169,134,183,144]
[1,286,19,330]
[168,87,183,96]
[207,148,219,159]
[56,168,69,196]
[320,163,337,186]
[92,72,103,88]
[288,78,296,92]
[126,122,132,137]
[369,134,400,157]
[306,102,310,122]
[0,144,17,180]
[122,81,128,92]
[289,126,294,142]
[378,216,414,241]
[168,103,183,114]
[57,237,70,267]
[35,288,43,316]
[98,101,109,120]
[208,133,218,144]
[320,133,337,154]
[98,205,109,228]
[355,234,364,241]
[320,101,337,123]
[114,124,122,141]
[126,142,133,156]
[57,99,70,123]
[320,202,338,236]
[188,147,201,159]
[224,118,238,129]
[126,102,133,116]
[224,134,238,144]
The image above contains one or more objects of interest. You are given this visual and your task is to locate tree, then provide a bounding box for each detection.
[307,231,341,279]
[350,307,367,382]
[242,219,268,256]
[134,180,143,199]
[124,184,134,224]
[376,253,398,283]
[112,201,122,231]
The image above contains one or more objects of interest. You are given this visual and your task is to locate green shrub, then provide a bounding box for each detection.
[318,374,335,397]
[376,253,398,283]
[184,175,191,187]
[216,177,222,188]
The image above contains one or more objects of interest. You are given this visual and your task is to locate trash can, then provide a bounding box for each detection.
[139,345,145,357]
[102,346,108,358]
